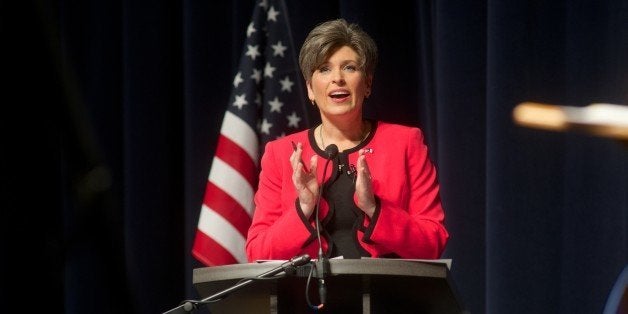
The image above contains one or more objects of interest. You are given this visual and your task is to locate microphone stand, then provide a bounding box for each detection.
[311,144,339,310]
[163,254,311,314]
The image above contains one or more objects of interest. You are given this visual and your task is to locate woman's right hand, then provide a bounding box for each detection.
[290,142,319,218]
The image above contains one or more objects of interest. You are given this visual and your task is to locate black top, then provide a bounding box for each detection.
[307,120,377,259]
[308,119,377,258]
[323,152,363,258]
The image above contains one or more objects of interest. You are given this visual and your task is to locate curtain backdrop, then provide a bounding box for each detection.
[6,0,626,313]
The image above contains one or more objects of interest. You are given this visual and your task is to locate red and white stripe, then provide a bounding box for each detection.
[192,111,259,266]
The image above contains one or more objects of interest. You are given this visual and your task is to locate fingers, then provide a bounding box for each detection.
[308,154,318,174]
[289,145,318,218]
[357,149,371,179]
[355,149,376,217]
[291,142,316,192]
[355,153,372,192]
[291,141,310,173]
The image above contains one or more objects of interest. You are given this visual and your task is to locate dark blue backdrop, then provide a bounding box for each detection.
[3,0,626,313]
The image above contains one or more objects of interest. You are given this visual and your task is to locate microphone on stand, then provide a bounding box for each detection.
[312,144,339,309]
[164,254,311,314]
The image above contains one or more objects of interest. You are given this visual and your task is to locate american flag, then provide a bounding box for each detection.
[192,0,309,266]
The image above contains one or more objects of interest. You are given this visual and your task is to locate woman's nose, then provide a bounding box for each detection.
[331,68,345,84]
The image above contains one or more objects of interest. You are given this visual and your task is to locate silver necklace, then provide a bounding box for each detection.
[319,121,370,149]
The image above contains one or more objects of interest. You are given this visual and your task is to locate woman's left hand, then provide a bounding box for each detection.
[355,148,376,218]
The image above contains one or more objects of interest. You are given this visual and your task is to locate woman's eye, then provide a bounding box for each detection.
[318,66,330,73]
[343,65,357,72]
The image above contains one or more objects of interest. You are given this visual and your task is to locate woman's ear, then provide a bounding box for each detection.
[306,80,315,102]
[366,75,373,97]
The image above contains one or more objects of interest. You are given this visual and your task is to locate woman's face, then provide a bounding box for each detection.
[307,46,372,120]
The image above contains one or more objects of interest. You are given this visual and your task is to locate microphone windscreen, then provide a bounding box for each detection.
[325,144,339,159]
[182,302,195,312]
[290,254,311,266]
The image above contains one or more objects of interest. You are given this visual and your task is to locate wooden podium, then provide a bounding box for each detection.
[192,258,465,313]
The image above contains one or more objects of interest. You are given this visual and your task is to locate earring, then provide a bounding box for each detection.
[310,99,316,105]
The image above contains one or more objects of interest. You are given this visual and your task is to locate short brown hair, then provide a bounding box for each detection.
[298,19,378,82]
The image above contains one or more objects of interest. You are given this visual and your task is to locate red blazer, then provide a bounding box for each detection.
[246,121,449,261]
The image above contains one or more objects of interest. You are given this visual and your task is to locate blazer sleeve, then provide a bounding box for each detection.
[245,140,316,261]
[362,127,449,259]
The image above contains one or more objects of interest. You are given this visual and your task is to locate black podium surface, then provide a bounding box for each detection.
[193,258,465,313]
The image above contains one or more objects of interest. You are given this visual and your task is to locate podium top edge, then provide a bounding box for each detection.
[193,258,450,285]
